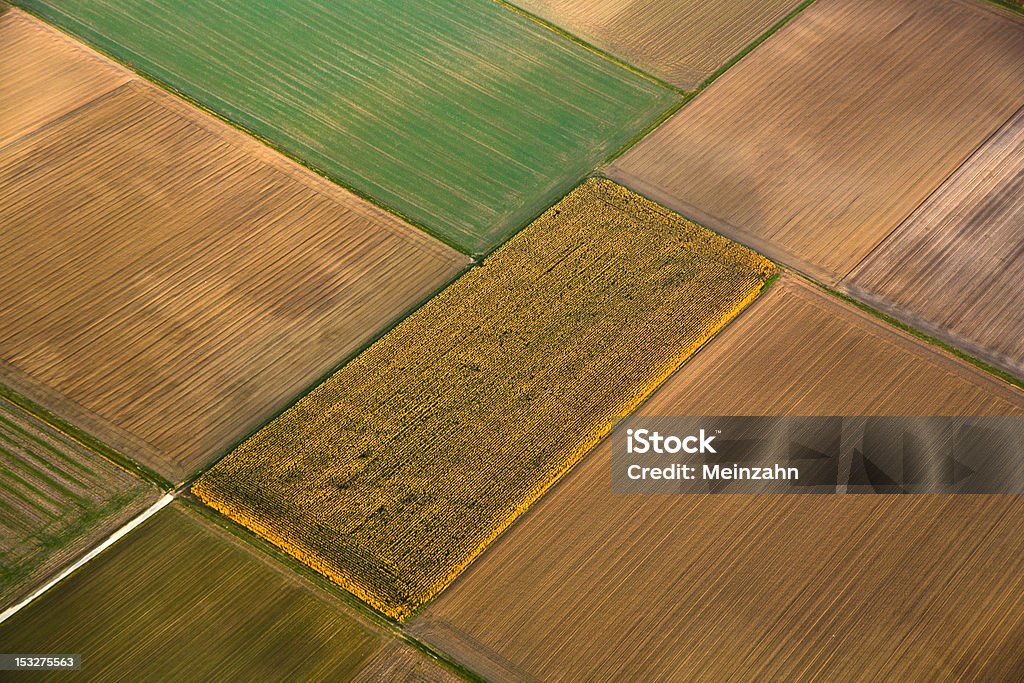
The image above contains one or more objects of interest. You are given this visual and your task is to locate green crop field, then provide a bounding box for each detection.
[16,0,679,254]
[0,504,460,682]
[0,391,155,609]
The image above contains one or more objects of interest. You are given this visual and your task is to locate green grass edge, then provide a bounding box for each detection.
[808,277,1024,393]
[0,383,170,490]
[694,0,818,93]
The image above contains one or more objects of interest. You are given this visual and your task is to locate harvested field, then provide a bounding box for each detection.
[0,504,459,682]
[507,0,805,89]
[847,105,1024,380]
[0,10,127,147]
[0,389,155,611]
[193,179,775,620]
[19,0,679,254]
[0,82,467,483]
[609,0,1024,283]
[414,276,1024,682]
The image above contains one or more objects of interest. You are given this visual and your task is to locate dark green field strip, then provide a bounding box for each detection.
[0,396,154,606]
[16,0,679,254]
[0,504,462,682]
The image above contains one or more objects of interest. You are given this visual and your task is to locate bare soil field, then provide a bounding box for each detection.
[414,277,1024,682]
[0,10,128,147]
[508,0,804,89]
[0,504,459,682]
[846,105,1024,380]
[609,0,1024,283]
[0,81,467,483]
[0,391,155,611]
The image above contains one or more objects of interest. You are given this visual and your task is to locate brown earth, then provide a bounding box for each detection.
[0,10,128,147]
[846,105,1024,380]
[0,77,467,483]
[608,0,1024,283]
[414,277,1024,682]
[506,0,804,89]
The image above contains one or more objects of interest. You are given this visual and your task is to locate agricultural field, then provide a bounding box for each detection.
[507,0,805,89]
[16,0,679,255]
[0,504,461,682]
[193,179,775,620]
[846,106,1024,379]
[608,0,1024,283]
[0,389,156,612]
[0,9,127,146]
[0,68,467,482]
[414,277,1024,682]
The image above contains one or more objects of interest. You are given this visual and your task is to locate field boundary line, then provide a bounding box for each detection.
[178,497,485,682]
[0,493,173,626]
[179,261,472,487]
[0,381,171,489]
[489,0,682,92]
[0,79,135,156]
[839,100,1024,284]
[599,0,818,169]
[694,0,817,94]
[9,1,472,257]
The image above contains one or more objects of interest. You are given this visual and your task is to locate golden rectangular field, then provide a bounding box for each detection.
[508,0,805,89]
[847,105,1024,380]
[0,53,467,483]
[414,277,1024,681]
[194,179,775,620]
[0,504,460,682]
[609,0,1024,283]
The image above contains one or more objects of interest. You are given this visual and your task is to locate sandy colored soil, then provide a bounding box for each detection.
[0,10,128,147]
[193,179,774,620]
[609,0,1024,283]
[509,0,803,89]
[846,105,1024,380]
[0,79,467,483]
[0,504,455,682]
[414,277,1024,682]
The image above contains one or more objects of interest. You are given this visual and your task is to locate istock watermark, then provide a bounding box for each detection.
[612,416,1024,494]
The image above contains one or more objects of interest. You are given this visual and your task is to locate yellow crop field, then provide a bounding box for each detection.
[194,178,775,620]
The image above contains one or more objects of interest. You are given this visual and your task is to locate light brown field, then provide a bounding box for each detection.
[846,105,1024,380]
[0,80,467,483]
[609,0,1024,283]
[507,0,804,89]
[0,10,128,147]
[414,277,1024,682]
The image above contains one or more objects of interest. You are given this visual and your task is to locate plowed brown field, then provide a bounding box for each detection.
[0,10,128,147]
[847,105,1024,380]
[414,277,1024,682]
[609,0,1024,283]
[506,0,804,89]
[0,76,467,482]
